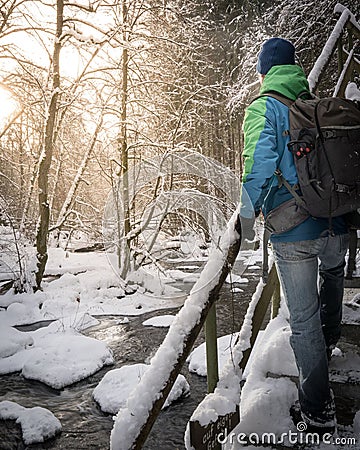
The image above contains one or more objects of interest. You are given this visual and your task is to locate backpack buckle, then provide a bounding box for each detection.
[323,130,336,139]
[335,183,350,194]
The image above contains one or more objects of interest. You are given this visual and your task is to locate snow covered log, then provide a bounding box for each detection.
[110,213,241,450]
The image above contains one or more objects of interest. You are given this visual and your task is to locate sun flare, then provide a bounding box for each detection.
[0,86,20,129]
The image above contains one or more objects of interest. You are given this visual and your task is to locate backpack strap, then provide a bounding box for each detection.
[261,90,294,108]
[253,90,312,107]
[250,91,293,109]
[257,90,309,210]
[274,169,307,209]
[249,90,309,281]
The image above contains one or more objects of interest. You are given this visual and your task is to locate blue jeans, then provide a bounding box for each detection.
[272,234,349,420]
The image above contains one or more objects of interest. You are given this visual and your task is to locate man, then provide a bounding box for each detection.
[241,37,349,434]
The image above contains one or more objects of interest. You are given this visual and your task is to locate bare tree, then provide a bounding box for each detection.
[35,0,64,289]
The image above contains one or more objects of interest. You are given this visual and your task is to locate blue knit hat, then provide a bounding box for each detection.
[256,37,296,75]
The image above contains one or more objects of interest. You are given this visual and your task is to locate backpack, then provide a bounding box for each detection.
[263,91,360,219]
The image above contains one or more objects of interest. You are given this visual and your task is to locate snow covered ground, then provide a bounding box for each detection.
[0,246,197,444]
[0,240,260,445]
[1,239,360,448]
[0,247,187,327]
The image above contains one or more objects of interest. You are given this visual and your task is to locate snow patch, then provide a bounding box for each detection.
[0,327,114,389]
[21,330,114,389]
[142,315,175,327]
[0,400,61,445]
[0,325,34,358]
[187,334,238,377]
[345,82,360,101]
[225,274,248,284]
[93,363,190,414]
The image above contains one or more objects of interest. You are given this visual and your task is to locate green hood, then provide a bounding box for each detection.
[259,65,310,100]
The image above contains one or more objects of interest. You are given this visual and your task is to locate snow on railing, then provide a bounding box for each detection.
[334,3,360,31]
[110,212,241,450]
[184,275,267,449]
[308,5,352,92]
[333,49,354,96]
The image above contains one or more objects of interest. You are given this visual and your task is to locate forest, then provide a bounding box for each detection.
[0,0,358,292]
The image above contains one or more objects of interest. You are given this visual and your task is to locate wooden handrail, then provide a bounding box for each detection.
[110,223,241,450]
[308,4,359,94]
[335,3,360,39]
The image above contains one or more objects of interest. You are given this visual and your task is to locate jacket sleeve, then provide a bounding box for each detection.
[241,97,281,215]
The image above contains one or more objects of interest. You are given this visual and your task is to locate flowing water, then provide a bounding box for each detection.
[0,270,261,450]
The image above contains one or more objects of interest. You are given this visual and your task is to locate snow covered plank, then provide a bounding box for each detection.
[239,264,279,370]
[110,215,241,450]
[333,49,355,97]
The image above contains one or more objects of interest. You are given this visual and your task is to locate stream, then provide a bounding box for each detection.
[0,270,261,450]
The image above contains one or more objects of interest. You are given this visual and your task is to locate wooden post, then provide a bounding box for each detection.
[239,265,278,371]
[205,303,219,393]
[348,30,355,82]
[348,29,353,53]
[271,269,281,319]
[337,33,344,77]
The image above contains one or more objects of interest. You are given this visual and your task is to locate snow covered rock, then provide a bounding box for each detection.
[142,315,175,327]
[0,400,61,445]
[0,325,34,358]
[0,290,44,326]
[20,330,114,389]
[93,363,190,414]
[187,334,238,376]
[345,82,360,101]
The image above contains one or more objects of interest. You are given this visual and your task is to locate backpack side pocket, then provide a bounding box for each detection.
[265,198,310,234]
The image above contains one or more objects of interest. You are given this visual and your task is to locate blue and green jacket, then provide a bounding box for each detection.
[242,64,347,242]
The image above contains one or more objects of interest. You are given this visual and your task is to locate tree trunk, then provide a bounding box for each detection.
[119,0,131,280]
[35,0,63,289]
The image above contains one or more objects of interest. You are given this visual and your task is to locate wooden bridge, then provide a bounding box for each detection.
[110,4,360,449]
